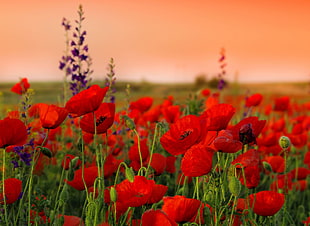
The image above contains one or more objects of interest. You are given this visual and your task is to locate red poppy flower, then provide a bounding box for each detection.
[238,165,260,188]
[245,93,263,107]
[161,195,201,223]
[213,130,242,153]
[148,153,167,175]
[304,151,310,168]
[248,191,285,216]
[80,103,115,134]
[263,156,285,173]
[142,209,177,226]
[0,118,28,148]
[201,88,211,97]
[231,149,260,168]
[65,85,108,117]
[290,167,310,180]
[103,154,122,178]
[129,97,153,113]
[146,184,168,204]
[0,178,22,204]
[273,96,290,111]
[65,166,98,191]
[302,216,310,226]
[229,117,266,145]
[165,156,177,174]
[160,115,206,155]
[181,144,214,177]
[128,138,149,162]
[61,154,81,170]
[293,180,307,191]
[201,103,235,131]
[11,78,30,95]
[116,176,154,207]
[162,105,181,124]
[59,215,84,226]
[35,103,68,129]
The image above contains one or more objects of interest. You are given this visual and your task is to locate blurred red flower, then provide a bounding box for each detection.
[65,166,98,191]
[181,144,214,177]
[248,191,285,216]
[0,118,28,148]
[161,195,201,223]
[35,103,68,129]
[80,103,115,134]
[0,178,22,204]
[148,153,167,175]
[65,85,108,117]
[213,130,243,153]
[263,155,285,173]
[160,115,206,155]
[273,96,290,111]
[129,97,153,113]
[128,138,149,162]
[142,209,177,226]
[201,103,236,131]
[245,93,263,107]
[116,176,154,207]
[11,78,30,95]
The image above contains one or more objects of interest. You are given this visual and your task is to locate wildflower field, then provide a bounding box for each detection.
[1,5,310,226]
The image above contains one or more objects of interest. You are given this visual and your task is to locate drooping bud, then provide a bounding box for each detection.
[122,115,136,130]
[110,187,117,203]
[38,147,53,158]
[125,167,135,183]
[279,136,291,149]
[262,161,273,172]
[228,176,241,197]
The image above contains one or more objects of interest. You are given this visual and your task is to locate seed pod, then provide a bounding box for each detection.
[110,187,117,202]
[262,161,273,172]
[39,147,53,158]
[228,176,241,197]
[279,136,291,149]
[122,115,136,130]
[125,167,135,182]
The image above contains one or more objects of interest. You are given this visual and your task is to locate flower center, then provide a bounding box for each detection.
[96,116,107,126]
[179,130,192,140]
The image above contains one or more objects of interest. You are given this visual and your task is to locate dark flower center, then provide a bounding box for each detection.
[96,116,107,126]
[179,130,192,140]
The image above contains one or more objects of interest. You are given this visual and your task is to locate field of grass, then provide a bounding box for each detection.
[1,80,309,106]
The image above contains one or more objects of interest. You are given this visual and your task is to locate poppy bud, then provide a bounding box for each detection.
[279,136,290,149]
[228,176,241,197]
[262,161,273,172]
[68,168,75,181]
[122,115,136,130]
[39,147,53,158]
[59,184,69,202]
[125,167,135,182]
[70,157,80,170]
[110,187,117,202]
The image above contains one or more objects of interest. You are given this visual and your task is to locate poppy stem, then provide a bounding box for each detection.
[1,148,9,226]
[133,129,143,171]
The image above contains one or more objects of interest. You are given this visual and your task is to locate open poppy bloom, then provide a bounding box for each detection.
[273,96,290,111]
[129,97,153,113]
[115,176,154,207]
[80,103,115,134]
[248,190,285,216]
[161,195,201,223]
[0,118,28,148]
[0,178,22,204]
[36,103,68,129]
[65,85,108,117]
[65,166,98,191]
[142,209,177,226]
[229,117,266,145]
[181,144,214,177]
[213,130,243,153]
[201,103,236,131]
[160,115,206,156]
[245,93,263,107]
[11,78,30,95]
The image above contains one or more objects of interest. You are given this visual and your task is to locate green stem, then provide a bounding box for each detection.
[2,148,9,226]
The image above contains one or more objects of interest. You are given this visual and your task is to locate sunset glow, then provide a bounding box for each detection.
[1,0,310,83]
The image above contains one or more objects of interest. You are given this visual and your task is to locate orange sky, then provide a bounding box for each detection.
[1,0,310,83]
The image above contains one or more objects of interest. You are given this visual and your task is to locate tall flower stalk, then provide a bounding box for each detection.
[59,5,93,96]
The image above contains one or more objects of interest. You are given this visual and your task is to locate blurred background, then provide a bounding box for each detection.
[0,0,310,84]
